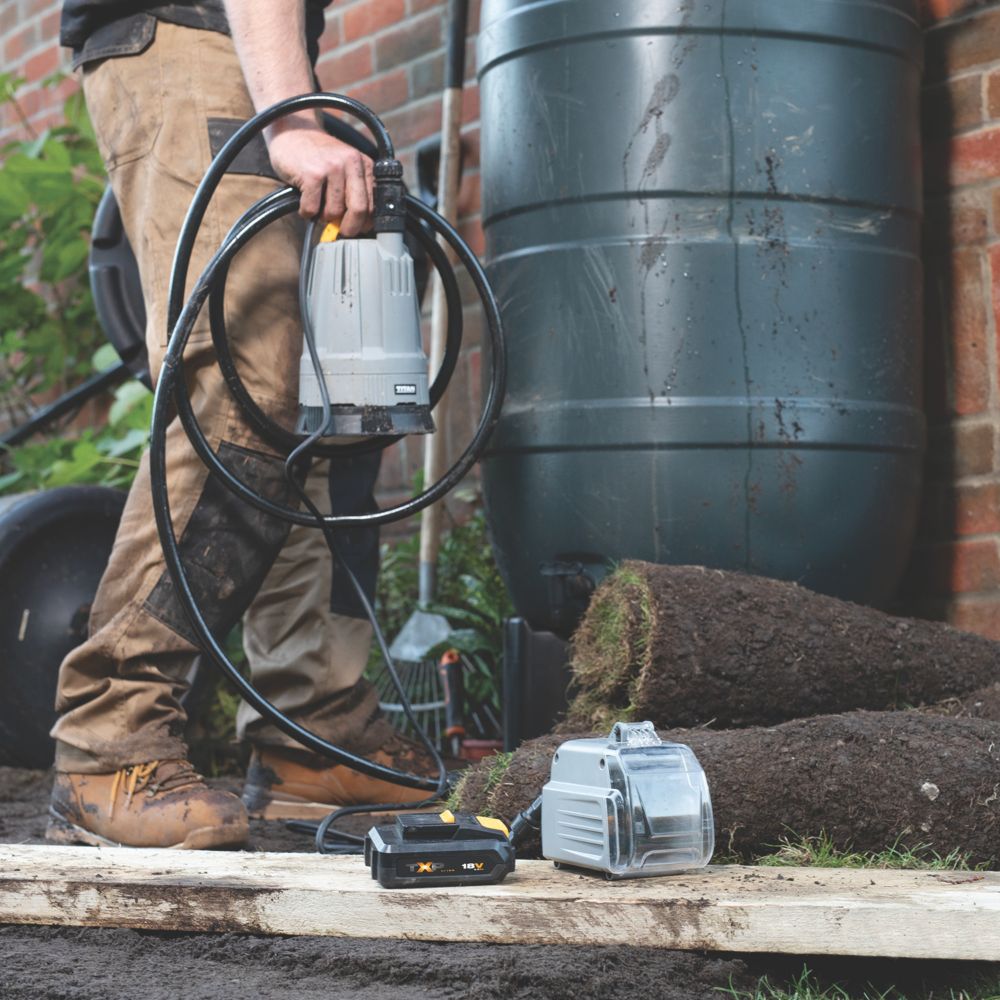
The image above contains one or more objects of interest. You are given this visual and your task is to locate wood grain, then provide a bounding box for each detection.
[1,846,998,959]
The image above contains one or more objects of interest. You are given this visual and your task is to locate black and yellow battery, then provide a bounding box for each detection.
[364,810,515,888]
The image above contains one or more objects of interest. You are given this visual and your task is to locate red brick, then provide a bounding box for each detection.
[41,10,61,41]
[316,41,373,91]
[409,51,445,101]
[947,597,1000,640]
[25,0,58,16]
[949,248,990,415]
[382,96,441,150]
[23,46,59,84]
[457,169,480,218]
[0,5,18,33]
[921,0,968,25]
[989,70,1000,121]
[461,124,480,169]
[923,75,982,136]
[926,7,1000,81]
[955,482,1000,536]
[923,480,1000,538]
[375,11,441,72]
[927,420,997,478]
[344,0,405,43]
[461,83,479,125]
[464,35,477,80]
[317,16,342,55]
[951,126,1000,187]
[907,538,1000,594]
[924,191,988,250]
[345,68,409,114]
[457,215,484,257]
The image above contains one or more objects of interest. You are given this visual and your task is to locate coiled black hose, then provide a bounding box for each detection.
[149,92,505,793]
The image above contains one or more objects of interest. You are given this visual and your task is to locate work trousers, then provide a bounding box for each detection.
[52,21,384,773]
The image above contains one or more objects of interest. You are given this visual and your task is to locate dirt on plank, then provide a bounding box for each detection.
[566,562,1000,731]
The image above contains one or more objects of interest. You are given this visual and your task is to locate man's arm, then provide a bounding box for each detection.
[223,0,374,234]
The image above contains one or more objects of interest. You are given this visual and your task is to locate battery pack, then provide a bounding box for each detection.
[364,811,515,888]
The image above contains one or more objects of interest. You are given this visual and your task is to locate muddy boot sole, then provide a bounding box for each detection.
[45,808,248,850]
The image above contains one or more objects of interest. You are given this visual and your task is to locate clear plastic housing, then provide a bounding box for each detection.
[540,721,714,878]
[610,740,714,876]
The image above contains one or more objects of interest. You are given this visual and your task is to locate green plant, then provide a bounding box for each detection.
[0,74,148,494]
[720,966,1000,1000]
[372,506,514,731]
[752,831,983,872]
[720,967,893,1000]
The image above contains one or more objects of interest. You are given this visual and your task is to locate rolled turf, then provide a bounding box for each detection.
[565,561,1000,731]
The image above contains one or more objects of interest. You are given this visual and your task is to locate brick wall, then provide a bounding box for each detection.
[4,0,1000,636]
[0,0,73,136]
[906,0,1000,638]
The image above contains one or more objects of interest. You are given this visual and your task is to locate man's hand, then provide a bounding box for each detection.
[223,0,376,234]
[267,116,374,234]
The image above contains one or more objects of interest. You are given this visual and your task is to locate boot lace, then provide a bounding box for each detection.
[108,760,204,818]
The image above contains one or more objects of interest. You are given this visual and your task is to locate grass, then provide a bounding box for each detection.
[741,832,984,872]
[568,561,653,723]
[482,750,513,798]
[719,967,1000,1000]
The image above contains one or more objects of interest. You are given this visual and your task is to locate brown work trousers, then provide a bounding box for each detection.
[52,22,382,773]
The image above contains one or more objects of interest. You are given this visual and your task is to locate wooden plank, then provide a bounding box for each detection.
[0,845,998,959]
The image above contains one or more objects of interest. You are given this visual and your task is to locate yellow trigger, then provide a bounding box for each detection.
[438,810,456,823]
[320,222,340,243]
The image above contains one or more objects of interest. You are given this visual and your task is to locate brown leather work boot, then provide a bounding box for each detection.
[242,732,443,820]
[46,759,249,850]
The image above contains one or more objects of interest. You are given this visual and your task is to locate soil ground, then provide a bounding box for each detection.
[3,766,1000,999]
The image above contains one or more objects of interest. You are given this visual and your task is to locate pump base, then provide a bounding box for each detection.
[297,404,434,437]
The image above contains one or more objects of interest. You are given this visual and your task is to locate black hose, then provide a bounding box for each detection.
[150,92,504,793]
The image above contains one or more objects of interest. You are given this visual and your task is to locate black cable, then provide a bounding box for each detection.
[149,93,505,797]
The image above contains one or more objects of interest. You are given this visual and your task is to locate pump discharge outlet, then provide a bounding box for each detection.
[540,721,714,878]
[298,230,434,437]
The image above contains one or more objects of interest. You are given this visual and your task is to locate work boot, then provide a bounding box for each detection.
[242,731,443,820]
[46,759,249,850]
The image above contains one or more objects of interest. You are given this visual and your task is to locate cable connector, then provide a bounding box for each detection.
[508,794,543,851]
[374,158,405,233]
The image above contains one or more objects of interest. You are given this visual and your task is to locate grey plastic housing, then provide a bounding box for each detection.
[540,721,714,878]
[298,232,433,435]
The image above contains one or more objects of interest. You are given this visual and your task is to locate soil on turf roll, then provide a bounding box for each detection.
[453,712,1000,866]
[566,562,1000,731]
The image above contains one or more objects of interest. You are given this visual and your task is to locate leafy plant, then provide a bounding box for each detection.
[0,74,146,494]
[372,506,514,735]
